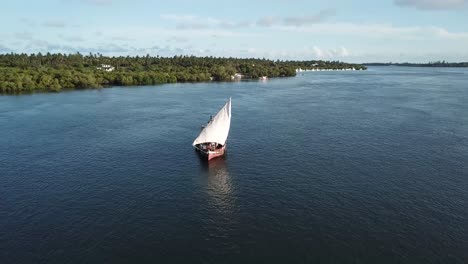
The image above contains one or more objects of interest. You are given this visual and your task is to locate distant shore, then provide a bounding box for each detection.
[0,53,366,94]
[364,62,468,67]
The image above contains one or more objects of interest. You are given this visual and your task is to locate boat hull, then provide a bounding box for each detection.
[194,145,226,161]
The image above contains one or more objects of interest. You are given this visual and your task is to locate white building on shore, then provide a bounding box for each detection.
[97,64,115,72]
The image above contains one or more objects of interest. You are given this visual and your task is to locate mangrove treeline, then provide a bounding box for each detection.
[0,53,367,94]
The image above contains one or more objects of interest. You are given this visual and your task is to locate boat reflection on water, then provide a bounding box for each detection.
[199,156,232,196]
[197,155,235,216]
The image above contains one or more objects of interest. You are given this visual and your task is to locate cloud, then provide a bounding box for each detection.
[394,0,467,10]
[176,22,210,30]
[312,46,324,57]
[246,47,257,54]
[0,44,12,53]
[23,39,51,50]
[6,14,467,62]
[149,45,186,56]
[21,39,130,54]
[161,14,216,30]
[110,35,134,41]
[219,21,252,29]
[255,10,336,28]
[160,14,200,21]
[101,25,259,42]
[60,0,112,6]
[429,26,468,39]
[59,34,85,42]
[284,9,336,26]
[42,20,66,28]
[275,22,468,41]
[232,46,354,60]
[95,43,129,53]
[161,14,251,30]
[19,18,35,27]
[14,31,34,40]
[4,34,467,62]
[256,16,280,27]
[166,36,189,43]
[339,47,350,57]
[80,0,112,5]
[310,46,350,58]
[162,10,335,30]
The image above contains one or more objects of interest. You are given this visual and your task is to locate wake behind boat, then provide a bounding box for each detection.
[193,98,231,161]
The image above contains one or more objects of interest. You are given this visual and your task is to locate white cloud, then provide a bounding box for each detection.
[235,46,353,60]
[219,21,252,29]
[256,10,335,27]
[312,46,324,57]
[109,35,135,41]
[6,10,468,62]
[309,46,350,59]
[162,10,335,30]
[394,0,467,10]
[19,18,35,27]
[256,16,280,27]
[20,39,130,54]
[105,25,260,39]
[14,31,34,40]
[166,36,189,43]
[176,22,210,30]
[430,26,468,39]
[276,23,468,41]
[4,34,467,62]
[160,14,203,22]
[159,13,468,43]
[79,0,113,5]
[0,44,12,53]
[59,34,85,42]
[247,48,256,53]
[42,20,66,28]
[161,14,221,30]
[338,47,350,57]
[283,9,336,26]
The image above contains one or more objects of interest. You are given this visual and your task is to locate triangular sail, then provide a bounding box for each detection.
[193,98,231,146]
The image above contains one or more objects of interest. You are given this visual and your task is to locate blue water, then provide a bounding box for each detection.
[1,67,467,263]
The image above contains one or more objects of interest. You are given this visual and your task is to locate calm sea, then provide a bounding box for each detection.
[1,66,467,263]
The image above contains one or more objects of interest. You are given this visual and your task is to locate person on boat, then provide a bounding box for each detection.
[208,142,215,151]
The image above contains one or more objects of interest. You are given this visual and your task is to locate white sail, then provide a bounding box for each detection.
[193,98,231,146]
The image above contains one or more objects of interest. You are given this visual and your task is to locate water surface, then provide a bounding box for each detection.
[1,67,467,263]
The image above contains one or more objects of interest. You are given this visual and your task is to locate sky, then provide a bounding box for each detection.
[0,0,467,62]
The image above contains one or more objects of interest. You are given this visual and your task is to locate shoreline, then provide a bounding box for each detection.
[364,63,468,67]
[0,53,366,94]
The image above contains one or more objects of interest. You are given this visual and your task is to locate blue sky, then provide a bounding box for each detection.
[1,0,467,62]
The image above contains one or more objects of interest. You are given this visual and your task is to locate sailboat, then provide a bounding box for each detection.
[193,98,232,161]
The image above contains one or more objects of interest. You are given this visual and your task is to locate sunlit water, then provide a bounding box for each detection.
[1,67,467,263]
